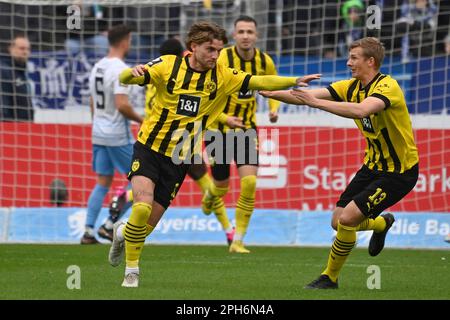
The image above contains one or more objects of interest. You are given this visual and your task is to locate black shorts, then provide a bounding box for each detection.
[204,130,259,181]
[127,141,189,209]
[336,164,419,218]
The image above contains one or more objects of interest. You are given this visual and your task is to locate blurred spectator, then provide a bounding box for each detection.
[65,2,109,57]
[338,0,365,57]
[0,34,33,121]
[281,0,322,55]
[124,5,179,61]
[444,33,450,55]
[322,0,366,58]
[396,0,438,61]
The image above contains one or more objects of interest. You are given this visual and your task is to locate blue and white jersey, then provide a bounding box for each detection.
[89,57,134,146]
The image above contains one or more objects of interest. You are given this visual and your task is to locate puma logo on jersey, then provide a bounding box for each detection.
[147,57,163,67]
[238,89,254,99]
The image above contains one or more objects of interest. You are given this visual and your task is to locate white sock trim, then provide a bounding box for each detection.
[117,223,125,241]
[125,267,139,275]
[234,233,244,241]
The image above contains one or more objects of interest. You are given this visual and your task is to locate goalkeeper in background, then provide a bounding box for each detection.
[261,37,419,289]
[81,24,143,244]
[108,20,320,287]
[202,15,281,253]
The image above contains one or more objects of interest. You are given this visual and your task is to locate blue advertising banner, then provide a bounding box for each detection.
[0,208,9,242]
[27,53,450,115]
[296,211,450,249]
[2,208,449,249]
[28,52,145,111]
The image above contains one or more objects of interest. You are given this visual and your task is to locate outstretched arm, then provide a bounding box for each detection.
[247,74,321,91]
[119,65,149,85]
[291,89,385,119]
[260,88,332,104]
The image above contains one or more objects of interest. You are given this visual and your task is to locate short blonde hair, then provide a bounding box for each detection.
[349,37,385,69]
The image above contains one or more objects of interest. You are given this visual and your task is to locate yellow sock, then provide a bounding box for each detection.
[209,184,228,198]
[235,175,256,238]
[194,173,212,194]
[124,202,152,268]
[212,197,231,230]
[209,184,231,230]
[322,222,356,283]
[356,216,386,233]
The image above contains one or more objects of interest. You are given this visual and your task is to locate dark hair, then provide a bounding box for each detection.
[159,38,184,56]
[108,24,131,47]
[234,15,257,27]
[185,21,228,51]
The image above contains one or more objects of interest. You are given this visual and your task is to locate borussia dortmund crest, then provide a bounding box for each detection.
[131,159,140,172]
[205,80,217,93]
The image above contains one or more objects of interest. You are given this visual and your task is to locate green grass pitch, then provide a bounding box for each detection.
[0,244,448,300]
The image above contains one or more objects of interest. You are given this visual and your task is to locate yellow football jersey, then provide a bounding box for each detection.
[328,73,419,173]
[212,46,279,131]
[136,54,252,159]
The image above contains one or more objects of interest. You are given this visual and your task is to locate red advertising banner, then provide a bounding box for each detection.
[1,123,449,212]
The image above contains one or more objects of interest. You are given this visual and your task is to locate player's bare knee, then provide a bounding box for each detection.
[331,208,342,230]
[331,219,338,231]
[132,190,154,204]
[338,213,360,227]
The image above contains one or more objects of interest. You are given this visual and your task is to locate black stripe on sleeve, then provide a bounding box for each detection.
[145,108,169,148]
[371,93,391,109]
[381,128,401,173]
[158,119,181,154]
[239,74,252,96]
[142,69,151,85]
[166,56,182,94]
[327,86,343,102]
